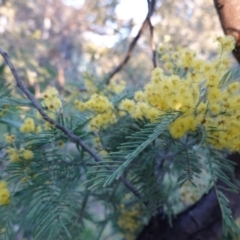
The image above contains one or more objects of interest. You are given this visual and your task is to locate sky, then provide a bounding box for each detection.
[115,0,147,23]
[62,0,147,22]
[62,0,148,47]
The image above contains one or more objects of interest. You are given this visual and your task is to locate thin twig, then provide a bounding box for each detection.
[147,0,157,68]
[106,0,157,84]
[0,47,141,200]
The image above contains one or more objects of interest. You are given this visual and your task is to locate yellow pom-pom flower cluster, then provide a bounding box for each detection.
[42,87,62,116]
[20,117,42,133]
[120,66,201,124]
[216,35,236,53]
[75,94,116,131]
[117,204,142,240]
[20,117,36,133]
[107,79,126,94]
[3,133,16,143]
[120,35,240,152]
[0,181,10,205]
[19,87,61,134]
[19,87,62,133]
[6,147,34,162]
[6,147,19,162]
[20,148,34,160]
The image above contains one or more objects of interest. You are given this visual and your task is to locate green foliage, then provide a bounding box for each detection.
[0,1,239,239]
[2,36,240,240]
[0,130,84,239]
[205,148,240,238]
[1,73,240,239]
[101,113,178,186]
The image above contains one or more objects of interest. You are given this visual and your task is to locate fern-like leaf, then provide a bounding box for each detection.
[102,113,179,186]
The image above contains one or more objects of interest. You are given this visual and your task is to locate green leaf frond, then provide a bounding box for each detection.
[175,144,202,186]
[130,151,167,217]
[0,81,32,108]
[0,97,32,107]
[0,205,15,240]
[205,148,240,238]
[216,188,240,239]
[18,184,82,240]
[0,82,11,100]
[104,113,178,185]
[88,113,178,189]
[220,66,240,87]
[2,142,87,239]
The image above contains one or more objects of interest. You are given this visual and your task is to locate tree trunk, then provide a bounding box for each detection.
[136,153,240,240]
[214,0,240,63]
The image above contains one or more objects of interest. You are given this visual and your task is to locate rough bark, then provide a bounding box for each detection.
[214,0,240,63]
[136,153,240,240]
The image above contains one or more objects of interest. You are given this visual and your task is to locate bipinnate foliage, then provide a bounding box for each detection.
[1,35,240,240]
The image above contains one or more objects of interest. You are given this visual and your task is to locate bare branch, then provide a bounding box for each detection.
[106,0,157,84]
[147,0,157,68]
[0,47,141,200]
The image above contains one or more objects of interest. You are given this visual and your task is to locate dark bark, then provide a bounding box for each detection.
[214,0,240,63]
[136,153,240,240]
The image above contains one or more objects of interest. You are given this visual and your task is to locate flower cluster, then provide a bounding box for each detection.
[20,87,62,132]
[6,147,34,162]
[42,87,62,116]
[117,204,142,240]
[119,65,201,124]
[4,133,16,143]
[0,181,10,205]
[107,79,126,94]
[120,35,240,152]
[216,35,236,53]
[20,117,41,133]
[75,94,116,131]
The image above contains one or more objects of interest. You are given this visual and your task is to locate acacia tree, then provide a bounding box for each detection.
[137,1,240,239]
[1,1,240,240]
